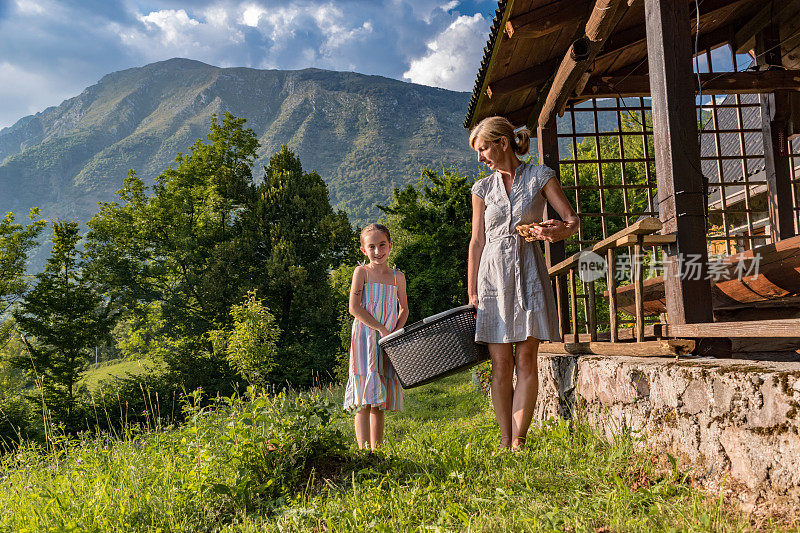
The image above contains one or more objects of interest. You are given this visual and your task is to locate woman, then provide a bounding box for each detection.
[467,116,579,452]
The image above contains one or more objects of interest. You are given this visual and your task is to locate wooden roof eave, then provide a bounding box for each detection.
[464,1,517,131]
[534,0,630,129]
[465,0,795,130]
[575,70,800,100]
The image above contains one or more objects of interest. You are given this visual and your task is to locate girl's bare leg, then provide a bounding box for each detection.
[511,337,540,449]
[489,342,515,448]
[354,407,371,449]
[369,406,385,449]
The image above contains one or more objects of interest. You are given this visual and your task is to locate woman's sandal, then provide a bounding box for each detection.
[510,437,527,452]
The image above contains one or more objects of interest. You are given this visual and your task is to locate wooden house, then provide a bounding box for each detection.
[465,0,800,356]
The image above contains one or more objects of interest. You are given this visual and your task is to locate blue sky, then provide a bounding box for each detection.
[0,0,499,129]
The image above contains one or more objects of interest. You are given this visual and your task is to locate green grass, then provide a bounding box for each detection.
[0,371,770,531]
[80,358,164,391]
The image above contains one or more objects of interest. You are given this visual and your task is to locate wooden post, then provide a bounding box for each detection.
[606,248,618,342]
[634,236,645,342]
[587,281,597,341]
[756,25,796,242]
[570,269,579,343]
[644,0,714,326]
[538,116,570,336]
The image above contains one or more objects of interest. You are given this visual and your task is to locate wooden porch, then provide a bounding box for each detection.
[465,0,800,357]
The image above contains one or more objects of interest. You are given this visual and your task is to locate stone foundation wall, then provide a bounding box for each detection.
[536,354,800,511]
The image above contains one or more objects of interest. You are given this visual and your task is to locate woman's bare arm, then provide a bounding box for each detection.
[348,266,390,336]
[529,176,580,243]
[467,194,486,306]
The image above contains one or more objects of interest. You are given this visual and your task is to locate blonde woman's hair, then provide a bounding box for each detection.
[469,116,531,156]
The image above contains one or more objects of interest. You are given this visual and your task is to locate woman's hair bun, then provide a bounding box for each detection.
[513,127,531,156]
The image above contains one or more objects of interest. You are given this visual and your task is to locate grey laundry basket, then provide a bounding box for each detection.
[378,305,490,389]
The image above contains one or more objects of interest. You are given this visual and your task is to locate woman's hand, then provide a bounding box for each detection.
[528,219,571,243]
[468,293,479,307]
[377,325,391,337]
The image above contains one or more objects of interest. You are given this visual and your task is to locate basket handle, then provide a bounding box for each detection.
[422,304,476,324]
[378,328,404,345]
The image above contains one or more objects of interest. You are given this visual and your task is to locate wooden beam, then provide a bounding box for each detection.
[664,318,800,338]
[568,324,665,342]
[615,234,676,247]
[577,70,800,99]
[757,25,797,241]
[539,339,695,356]
[537,0,629,128]
[734,0,800,54]
[645,0,714,326]
[548,217,662,277]
[505,0,589,39]
[597,0,752,61]
[538,116,570,339]
[486,58,561,99]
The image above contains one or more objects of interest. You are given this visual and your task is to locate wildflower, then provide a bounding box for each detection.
[76,457,83,465]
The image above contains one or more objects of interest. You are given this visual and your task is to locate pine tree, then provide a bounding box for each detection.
[12,221,113,428]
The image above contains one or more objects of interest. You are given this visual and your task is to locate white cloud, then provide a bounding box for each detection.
[240,4,267,27]
[0,0,498,127]
[14,0,47,15]
[441,1,460,12]
[403,13,487,91]
[0,62,84,129]
[139,10,200,45]
[120,8,244,60]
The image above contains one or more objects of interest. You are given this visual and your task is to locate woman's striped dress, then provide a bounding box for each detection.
[343,269,404,412]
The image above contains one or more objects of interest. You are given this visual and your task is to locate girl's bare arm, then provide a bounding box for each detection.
[394,271,409,331]
[349,266,390,336]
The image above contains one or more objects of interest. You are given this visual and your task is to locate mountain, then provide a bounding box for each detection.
[0,59,481,246]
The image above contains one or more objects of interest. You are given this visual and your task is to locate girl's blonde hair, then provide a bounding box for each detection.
[469,116,531,156]
[360,223,391,244]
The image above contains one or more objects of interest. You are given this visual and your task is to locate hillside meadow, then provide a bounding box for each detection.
[0,372,759,532]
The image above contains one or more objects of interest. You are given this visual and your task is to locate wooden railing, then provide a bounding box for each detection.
[543,217,693,357]
[541,217,800,356]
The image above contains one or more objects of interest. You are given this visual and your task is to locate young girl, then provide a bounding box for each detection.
[343,223,409,449]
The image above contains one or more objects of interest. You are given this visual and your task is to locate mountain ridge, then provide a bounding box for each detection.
[0,58,481,244]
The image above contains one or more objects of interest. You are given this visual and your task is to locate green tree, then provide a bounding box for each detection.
[86,113,260,391]
[12,221,113,427]
[562,110,655,257]
[380,167,480,320]
[87,115,353,391]
[0,209,47,342]
[235,146,354,386]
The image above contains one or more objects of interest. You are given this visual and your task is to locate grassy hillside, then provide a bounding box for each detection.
[81,358,165,392]
[0,372,753,531]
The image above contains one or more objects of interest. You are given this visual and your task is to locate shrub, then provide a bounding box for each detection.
[211,291,281,389]
[0,389,346,530]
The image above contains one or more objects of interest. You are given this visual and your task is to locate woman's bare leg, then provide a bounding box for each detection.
[489,342,514,448]
[354,407,371,449]
[511,337,540,449]
[369,406,385,449]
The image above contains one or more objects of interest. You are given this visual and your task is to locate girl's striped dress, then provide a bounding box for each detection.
[343,267,404,412]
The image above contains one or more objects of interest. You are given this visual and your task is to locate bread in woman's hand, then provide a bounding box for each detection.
[515,222,542,242]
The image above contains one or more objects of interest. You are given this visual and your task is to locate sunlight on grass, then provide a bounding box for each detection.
[80,358,164,391]
[0,371,760,531]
